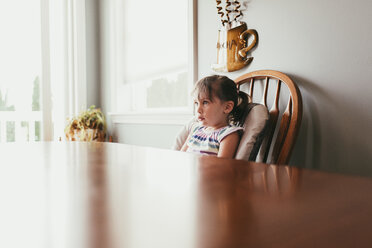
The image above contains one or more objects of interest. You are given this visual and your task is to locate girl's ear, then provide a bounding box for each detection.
[224,101,234,114]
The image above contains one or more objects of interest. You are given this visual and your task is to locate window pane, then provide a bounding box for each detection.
[146,72,188,108]
[6,122,15,142]
[123,0,188,81]
[117,0,191,112]
[35,121,41,142]
[0,0,42,142]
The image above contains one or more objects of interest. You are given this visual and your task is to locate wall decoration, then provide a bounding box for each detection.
[211,0,258,72]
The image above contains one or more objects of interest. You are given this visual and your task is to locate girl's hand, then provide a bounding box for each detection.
[217,132,240,158]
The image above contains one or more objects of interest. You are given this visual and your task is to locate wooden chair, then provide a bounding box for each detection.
[235,70,302,165]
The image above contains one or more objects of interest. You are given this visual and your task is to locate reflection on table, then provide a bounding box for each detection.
[1,142,372,248]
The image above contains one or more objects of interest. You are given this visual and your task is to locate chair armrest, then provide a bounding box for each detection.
[172,117,197,150]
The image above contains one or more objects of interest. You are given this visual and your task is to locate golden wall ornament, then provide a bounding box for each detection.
[211,0,258,72]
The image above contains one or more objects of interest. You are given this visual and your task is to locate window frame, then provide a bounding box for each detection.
[107,0,198,125]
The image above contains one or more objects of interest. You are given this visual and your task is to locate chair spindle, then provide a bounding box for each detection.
[261,77,269,107]
[270,97,292,164]
[258,80,281,163]
[249,78,254,98]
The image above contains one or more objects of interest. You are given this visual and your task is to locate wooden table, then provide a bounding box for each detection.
[1,142,372,248]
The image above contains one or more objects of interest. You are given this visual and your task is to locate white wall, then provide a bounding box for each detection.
[101,0,372,176]
[112,123,184,149]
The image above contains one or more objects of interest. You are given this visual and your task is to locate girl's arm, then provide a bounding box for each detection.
[180,136,190,152]
[181,142,189,152]
[218,132,240,158]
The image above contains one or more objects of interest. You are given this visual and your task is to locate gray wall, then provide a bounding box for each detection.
[101,0,372,176]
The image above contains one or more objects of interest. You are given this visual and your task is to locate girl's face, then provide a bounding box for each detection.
[194,93,233,129]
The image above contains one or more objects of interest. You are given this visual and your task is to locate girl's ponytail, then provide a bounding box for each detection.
[231,91,250,126]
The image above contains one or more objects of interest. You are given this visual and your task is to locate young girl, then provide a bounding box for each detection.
[181,75,249,158]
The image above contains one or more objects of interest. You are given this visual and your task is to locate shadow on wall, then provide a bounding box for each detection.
[288,74,372,177]
[288,74,322,171]
[326,92,372,176]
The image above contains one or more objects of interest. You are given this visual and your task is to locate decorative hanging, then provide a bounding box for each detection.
[211,0,258,72]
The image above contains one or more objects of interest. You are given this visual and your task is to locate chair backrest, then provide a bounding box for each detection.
[235,70,302,165]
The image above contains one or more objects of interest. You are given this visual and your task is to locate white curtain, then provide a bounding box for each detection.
[42,0,87,141]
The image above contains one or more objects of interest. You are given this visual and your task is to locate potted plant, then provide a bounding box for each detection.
[64,105,107,142]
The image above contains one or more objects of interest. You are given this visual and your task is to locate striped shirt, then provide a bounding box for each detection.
[186,124,243,156]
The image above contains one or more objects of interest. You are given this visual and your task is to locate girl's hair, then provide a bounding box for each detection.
[193,75,250,126]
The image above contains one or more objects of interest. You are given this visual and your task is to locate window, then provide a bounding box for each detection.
[0,0,89,142]
[0,0,42,142]
[107,0,197,123]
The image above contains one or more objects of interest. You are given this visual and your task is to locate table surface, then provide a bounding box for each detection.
[1,142,372,248]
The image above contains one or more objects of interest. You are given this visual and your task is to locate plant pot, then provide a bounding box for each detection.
[66,128,105,142]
